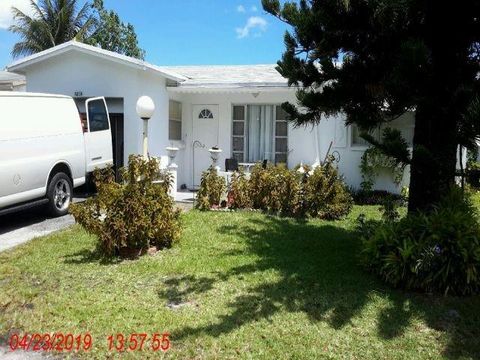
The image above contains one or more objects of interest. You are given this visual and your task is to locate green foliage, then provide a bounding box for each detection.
[360,145,406,192]
[248,163,303,217]
[9,0,145,59]
[360,189,480,295]
[304,160,353,220]
[10,0,96,58]
[195,166,226,210]
[226,159,352,220]
[70,155,181,257]
[262,0,480,213]
[86,0,145,59]
[228,170,252,209]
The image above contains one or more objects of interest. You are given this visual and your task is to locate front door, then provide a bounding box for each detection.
[192,105,219,188]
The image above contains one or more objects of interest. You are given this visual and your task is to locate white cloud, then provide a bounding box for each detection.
[235,16,267,39]
[236,5,246,13]
[0,0,36,30]
[251,5,258,12]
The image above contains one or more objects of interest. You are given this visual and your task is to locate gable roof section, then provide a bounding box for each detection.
[7,41,293,91]
[7,40,187,82]
[164,64,289,89]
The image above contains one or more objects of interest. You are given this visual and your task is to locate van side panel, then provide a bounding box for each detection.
[0,95,86,209]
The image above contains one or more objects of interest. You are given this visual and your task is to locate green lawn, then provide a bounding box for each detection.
[1,205,479,359]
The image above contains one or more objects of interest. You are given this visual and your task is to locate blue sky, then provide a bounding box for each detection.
[0,0,291,69]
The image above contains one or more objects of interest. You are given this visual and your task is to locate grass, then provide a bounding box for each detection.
[0,205,479,359]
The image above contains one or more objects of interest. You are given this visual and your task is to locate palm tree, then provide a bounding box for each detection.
[9,0,95,58]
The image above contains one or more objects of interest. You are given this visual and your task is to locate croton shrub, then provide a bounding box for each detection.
[70,155,181,257]
[196,157,352,220]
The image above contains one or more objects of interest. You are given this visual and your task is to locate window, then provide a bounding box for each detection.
[169,100,182,141]
[351,114,414,147]
[275,106,289,164]
[199,108,213,119]
[87,99,109,132]
[231,105,289,165]
[351,124,373,146]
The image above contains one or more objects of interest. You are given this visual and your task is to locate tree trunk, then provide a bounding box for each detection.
[408,102,458,213]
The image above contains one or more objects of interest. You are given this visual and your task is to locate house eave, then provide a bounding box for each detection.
[167,85,298,94]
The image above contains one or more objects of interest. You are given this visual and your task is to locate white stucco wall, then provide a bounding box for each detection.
[18,51,414,193]
[168,90,323,188]
[21,51,170,166]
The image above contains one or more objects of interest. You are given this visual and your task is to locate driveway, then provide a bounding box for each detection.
[0,195,86,253]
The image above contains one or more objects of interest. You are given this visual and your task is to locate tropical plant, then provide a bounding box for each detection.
[304,159,353,220]
[360,188,480,295]
[360,145,406,192]
[70,155,181,257]
[228,170,252,209]
[10,0,96,58]
[195,166,226,210]
[9,0,145,59]
[263,0,480,213]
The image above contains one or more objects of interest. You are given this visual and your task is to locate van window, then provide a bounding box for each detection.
[87,99,109,132]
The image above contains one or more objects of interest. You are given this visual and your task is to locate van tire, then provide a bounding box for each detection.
[46,173,73,217]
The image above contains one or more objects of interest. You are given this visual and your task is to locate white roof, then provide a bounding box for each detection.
[164,64,289,89]
[6,41,293,91]
[0,71,26,83]
[7,40,187,82]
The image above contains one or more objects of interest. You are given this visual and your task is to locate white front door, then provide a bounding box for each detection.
[192,105,219,188]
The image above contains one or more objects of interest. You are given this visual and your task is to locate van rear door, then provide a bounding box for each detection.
[84,97,113,172]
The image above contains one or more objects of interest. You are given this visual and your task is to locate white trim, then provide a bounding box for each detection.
[167,86,296,94]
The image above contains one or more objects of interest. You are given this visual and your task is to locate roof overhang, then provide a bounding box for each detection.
[167,85,297,94]
[7,41,187,83]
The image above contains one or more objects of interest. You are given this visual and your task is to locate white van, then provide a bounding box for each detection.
[0,92,113,216]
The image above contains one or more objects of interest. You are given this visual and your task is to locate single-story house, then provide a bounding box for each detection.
[0,71,26,91]
[7,40,415,192]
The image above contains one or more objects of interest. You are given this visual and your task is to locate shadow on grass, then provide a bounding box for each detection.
[171,215,480,359]
[62,248,122,265]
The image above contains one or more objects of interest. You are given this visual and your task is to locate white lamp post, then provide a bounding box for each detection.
[136,96,155,158]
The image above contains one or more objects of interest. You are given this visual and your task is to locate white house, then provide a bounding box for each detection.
[7,41,415,192]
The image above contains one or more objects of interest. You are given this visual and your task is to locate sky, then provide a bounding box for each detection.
[0,0,291,69]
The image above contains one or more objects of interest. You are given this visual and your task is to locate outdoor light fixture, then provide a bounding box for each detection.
[136,96,155,158]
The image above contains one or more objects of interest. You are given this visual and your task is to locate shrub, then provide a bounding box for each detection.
[350,188,405,206]
[231,159,351,219]
[195,166,226,210]
[360,189,480,295]
[228,170,252,209]
[70,155,181,257]
[248,163,303,216]
[304,159,353,220]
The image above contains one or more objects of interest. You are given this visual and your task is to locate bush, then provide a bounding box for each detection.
[248,163,303,216]
[70,155,181,257]
[211,158,352,220]
[304,160,353,220]
[350,188,405,206]
[195,166,226,210]
[360,189,480,295]
[228,170,252,209]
